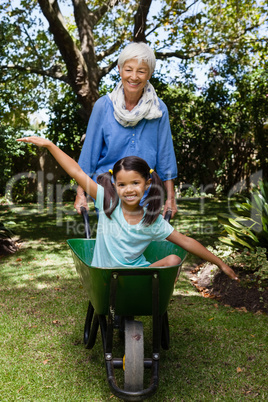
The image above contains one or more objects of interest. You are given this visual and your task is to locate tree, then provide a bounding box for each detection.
[0,0,267,121]
[151,52,268,192]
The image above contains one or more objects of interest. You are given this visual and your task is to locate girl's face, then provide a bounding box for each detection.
[114,169,151,209]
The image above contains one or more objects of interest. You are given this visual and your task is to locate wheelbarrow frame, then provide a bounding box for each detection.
[67,209,187,400]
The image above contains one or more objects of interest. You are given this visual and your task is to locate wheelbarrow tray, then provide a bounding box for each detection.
[67,239,187,316]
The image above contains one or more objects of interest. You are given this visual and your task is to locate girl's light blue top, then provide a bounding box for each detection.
[91,185,174,268]
[78,95,177,182]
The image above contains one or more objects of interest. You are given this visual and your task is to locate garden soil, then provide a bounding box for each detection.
[186,262,268,314]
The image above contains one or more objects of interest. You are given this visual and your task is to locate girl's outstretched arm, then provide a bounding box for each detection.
[17,137,97,200]
[167,230,239,281]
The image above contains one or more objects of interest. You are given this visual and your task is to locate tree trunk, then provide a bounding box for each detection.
[38,0,101,120]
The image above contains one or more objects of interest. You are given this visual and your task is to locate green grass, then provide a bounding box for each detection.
[1,200,267,401]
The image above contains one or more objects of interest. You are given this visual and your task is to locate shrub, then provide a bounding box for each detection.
[207,244,268,291]
[218,179,268,251]
[0,221,18,255]
[225,247,268,290]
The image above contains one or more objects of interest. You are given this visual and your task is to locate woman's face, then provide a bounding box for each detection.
[119,59,151,100]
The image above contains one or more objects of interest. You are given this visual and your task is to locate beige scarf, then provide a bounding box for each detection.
[109,81,162,127]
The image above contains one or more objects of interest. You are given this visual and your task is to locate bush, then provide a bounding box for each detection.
[207,243,268,291]
[225,247,268,290]
[0,221,18,255]
[218,179,268,251]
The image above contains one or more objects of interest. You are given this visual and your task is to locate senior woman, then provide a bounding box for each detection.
[74,41,178,217]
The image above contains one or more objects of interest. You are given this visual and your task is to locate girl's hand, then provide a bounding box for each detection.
[17,136,52,148]
[219,262,239,282]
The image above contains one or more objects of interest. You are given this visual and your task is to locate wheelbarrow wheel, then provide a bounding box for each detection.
[124,320,144,392]
[161,311,170,350]
[84,301,99,349]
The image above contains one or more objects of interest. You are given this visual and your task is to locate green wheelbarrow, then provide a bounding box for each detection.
[67,212,187,401]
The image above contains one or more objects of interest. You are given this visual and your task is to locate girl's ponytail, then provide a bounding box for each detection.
[142,170,164,225]
[97,171,119,219]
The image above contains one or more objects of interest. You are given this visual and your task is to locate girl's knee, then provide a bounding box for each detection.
[167,254,181,266]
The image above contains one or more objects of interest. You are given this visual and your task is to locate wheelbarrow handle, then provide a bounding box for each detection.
[80,206,91,239]
[164,210,172,223]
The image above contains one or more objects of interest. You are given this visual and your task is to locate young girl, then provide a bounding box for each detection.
[17,137,238,280]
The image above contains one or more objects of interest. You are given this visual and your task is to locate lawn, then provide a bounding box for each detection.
[1,200,267,401]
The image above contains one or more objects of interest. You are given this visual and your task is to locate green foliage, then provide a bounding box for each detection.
[0,221,14,239]
[0,220,17,255]
[151,59,268,192]
[218,179,268,251]
[0,125,26,194]
[225,248,268,290]
[0,0,267,119]
[45,87,87,159]
[1,202,268,400]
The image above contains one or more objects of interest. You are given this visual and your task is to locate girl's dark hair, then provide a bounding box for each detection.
[97,156,164,225]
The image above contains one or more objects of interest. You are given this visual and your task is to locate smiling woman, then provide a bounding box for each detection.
[74,41,178,219]
[118,60,151,110]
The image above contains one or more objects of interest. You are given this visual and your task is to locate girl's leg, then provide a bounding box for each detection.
[149,254,181,267]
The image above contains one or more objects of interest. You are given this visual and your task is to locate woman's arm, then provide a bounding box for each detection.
[17,137,98,200]
[167,230,239,280]
[155,100,178,218]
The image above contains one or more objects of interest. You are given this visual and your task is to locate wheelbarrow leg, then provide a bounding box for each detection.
[161,311,170,350]
[124,319,144,392]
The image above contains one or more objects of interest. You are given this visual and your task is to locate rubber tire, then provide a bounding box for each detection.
[124,320,144,392]
[84,301,99,349]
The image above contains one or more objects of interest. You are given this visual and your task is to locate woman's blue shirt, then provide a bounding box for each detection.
[78,95,177,182]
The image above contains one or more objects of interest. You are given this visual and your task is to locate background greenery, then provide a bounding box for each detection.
[1,2,267,398]
[1,201,267,401]
[1,1,267,198]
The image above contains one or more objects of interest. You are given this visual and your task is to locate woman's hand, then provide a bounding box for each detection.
[16,136,52,148]
[163,179,177,218]
[74,186,89,214]
[163,198,177,218]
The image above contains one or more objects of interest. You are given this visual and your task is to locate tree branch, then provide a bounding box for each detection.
[37,0,92,84]
[145,0,199,39]
[71,0,98,69]
[96,39,122,61]
[1,64,70,83]
[133,0,152,43]
[155,49,203,61]
[99,59,118,79]
[92,0,120,27]
[37,0,100,116]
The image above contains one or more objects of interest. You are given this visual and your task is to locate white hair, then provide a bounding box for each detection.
[118,42,156,76]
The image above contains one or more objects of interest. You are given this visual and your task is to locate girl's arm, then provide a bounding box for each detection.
[16,137,98,200]
[167,230,239,280]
